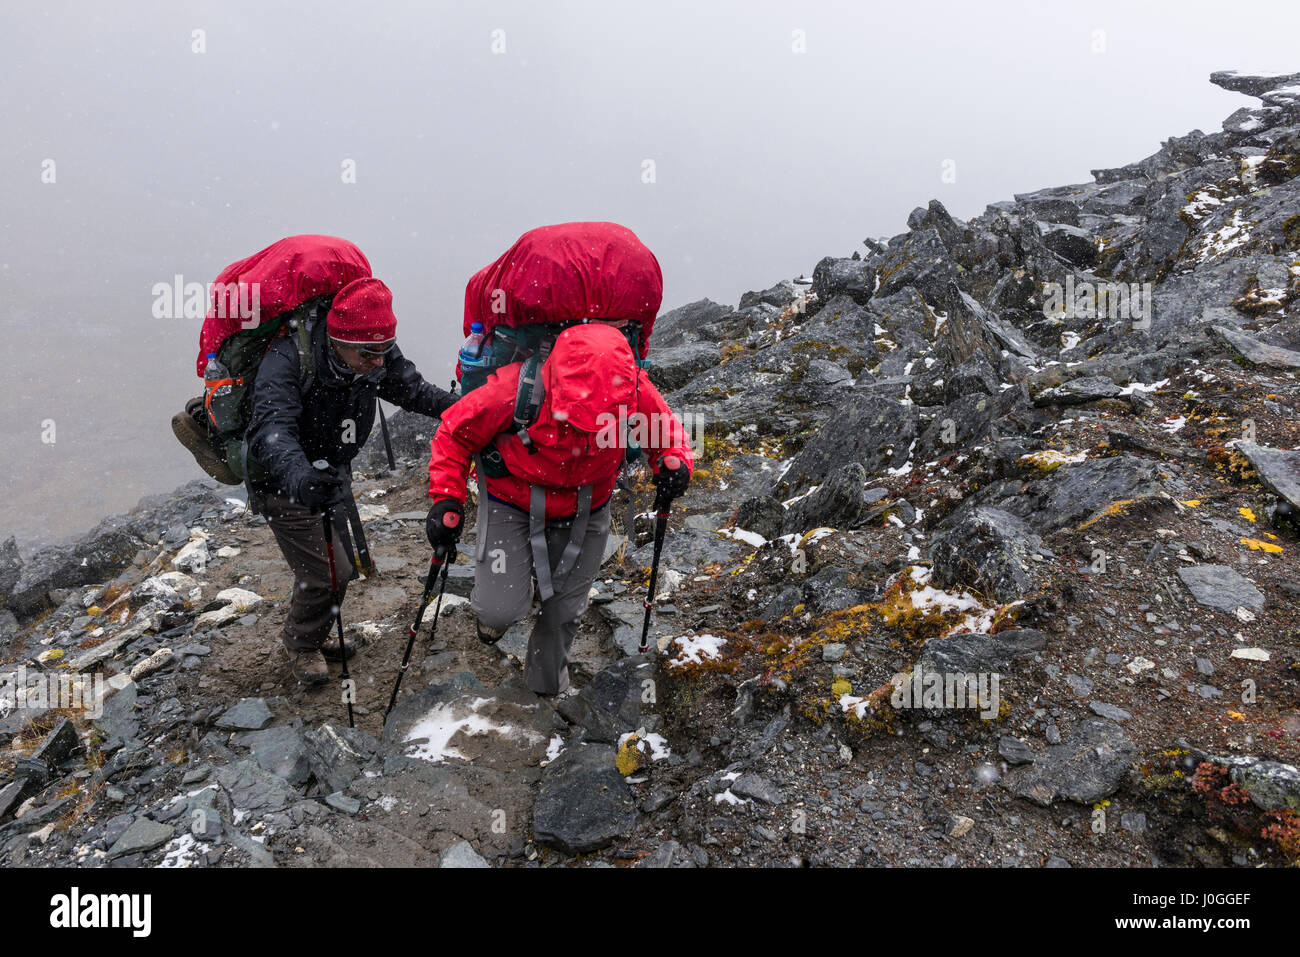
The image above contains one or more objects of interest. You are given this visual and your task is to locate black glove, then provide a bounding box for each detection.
[653,455,690,504]
[426,500,464,551]
[293,466,348,511]
[433,385,459,419]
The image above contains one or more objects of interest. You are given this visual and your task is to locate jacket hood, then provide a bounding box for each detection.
[540,324,638,433]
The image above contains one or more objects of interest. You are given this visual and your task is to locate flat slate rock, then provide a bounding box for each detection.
[998,736,1035,765]
[1033,376,1122,406]
[1176,565,1265,614]
[1008,718,1135,806]
[241,725,312,787]
[1088,701,1132,722]
[439,840,490,868]
[1236,442,1300,511]
[107,817,174,859]
[32,717,79,767]
[1212,326,1300,370]
[326,792,361,815]
[917,628,1048,675]
[215,697,273,731]
[731,773,786,805]
[533,743,636,855]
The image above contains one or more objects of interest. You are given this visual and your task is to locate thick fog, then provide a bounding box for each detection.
[2,0,1297,546]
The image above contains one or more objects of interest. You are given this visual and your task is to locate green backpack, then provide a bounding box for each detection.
[194,296,328,484]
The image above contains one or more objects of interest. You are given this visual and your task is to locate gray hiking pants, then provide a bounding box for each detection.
[472,498,611,695]
[260,492,353,653]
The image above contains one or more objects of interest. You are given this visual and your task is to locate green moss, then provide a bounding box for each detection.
[1282,214,1300,249]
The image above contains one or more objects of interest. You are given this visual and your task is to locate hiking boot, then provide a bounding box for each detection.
[320,634,357,661]
[476,623,505,646]
[287,647,329,685]
[171,397,241,486]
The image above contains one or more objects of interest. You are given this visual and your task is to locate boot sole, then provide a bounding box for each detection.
[171,404,242,486]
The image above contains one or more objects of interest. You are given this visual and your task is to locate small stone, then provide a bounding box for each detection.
[999,736,1034,766]
[1126,657,1155,674]
[33,718,79,768]
[440,841,490,868]
[947,814,975,838]
[822,643,848,663]
[731,773,785,805]
[215,698,273,731]
[325,792,361,815]
[107,817,174,859]
[1064,674,1093,697]
[1088,701,1131,722]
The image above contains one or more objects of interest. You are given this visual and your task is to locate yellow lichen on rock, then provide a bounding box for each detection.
[616,735,644,776]
[1017,449,1087,472]
[1241,537,1283,554]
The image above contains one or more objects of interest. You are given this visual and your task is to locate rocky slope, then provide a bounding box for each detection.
[2,70,1300,868]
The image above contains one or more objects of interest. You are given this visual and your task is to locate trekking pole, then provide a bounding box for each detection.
[321,505,355,729]
[385,545,453,720]
[377,402,396,472]
[638,456,681,654]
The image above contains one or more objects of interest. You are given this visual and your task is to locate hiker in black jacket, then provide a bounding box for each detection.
[244,277,456,684]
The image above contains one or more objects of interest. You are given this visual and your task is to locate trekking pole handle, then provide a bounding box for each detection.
[653,455,684,513]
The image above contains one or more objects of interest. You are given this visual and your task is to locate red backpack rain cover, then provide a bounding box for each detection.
[462,222,662,359]
[194,235,372,377]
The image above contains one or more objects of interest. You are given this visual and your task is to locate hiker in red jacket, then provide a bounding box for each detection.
[425,322,693,696]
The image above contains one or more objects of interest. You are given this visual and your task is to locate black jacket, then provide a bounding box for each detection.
[243,317,455,505]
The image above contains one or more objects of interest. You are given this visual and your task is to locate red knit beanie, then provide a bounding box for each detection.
[327,278,398,343]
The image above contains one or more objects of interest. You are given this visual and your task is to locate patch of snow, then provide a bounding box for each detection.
[404,698,544,764]
[718,526,767,548]
[1117,378,1170,396]
[1194,208,1252,263]
[541,734,566,766]
[714,788,749,806]
[781,485,820,508]
[158,833,201,869]
[669,633,727,668]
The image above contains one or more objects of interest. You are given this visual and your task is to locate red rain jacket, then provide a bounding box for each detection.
[428,324,693,518]
[462,222,662,360]
[195,235,372,377]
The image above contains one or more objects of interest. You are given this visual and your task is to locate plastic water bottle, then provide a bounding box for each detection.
[204,352,232,397]
[458,322,491,370]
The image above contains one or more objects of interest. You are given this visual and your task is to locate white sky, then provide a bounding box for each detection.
[2,0,1297,543]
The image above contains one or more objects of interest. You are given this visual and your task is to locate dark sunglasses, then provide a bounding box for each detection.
[333,338,396,359]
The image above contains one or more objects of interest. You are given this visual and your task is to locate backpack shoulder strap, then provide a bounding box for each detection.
[512,335,555,453]
[287,296,330,394]
[294,314,317,394]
